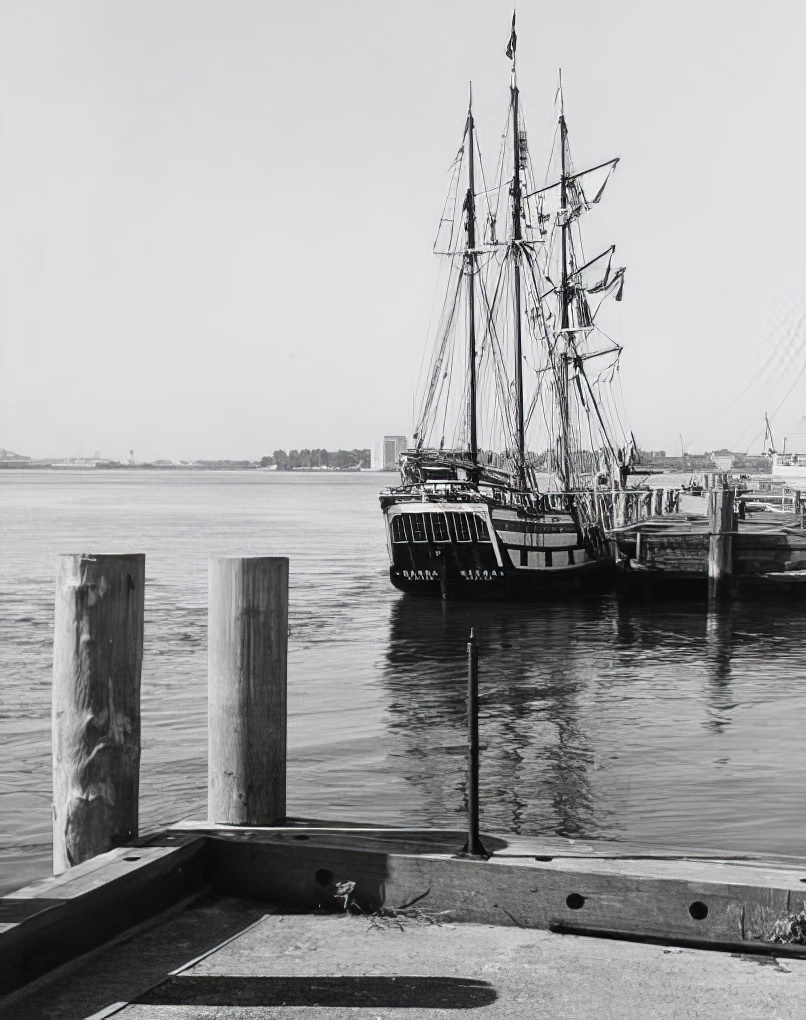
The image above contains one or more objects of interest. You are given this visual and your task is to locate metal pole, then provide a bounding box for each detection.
[464,628,488,858]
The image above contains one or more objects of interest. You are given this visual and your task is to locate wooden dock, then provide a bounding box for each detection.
[610,488,806,594]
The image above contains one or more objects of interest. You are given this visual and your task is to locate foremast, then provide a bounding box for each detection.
[532,72,626,494]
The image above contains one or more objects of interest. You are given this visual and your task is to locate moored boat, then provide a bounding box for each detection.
[771,449,806,487]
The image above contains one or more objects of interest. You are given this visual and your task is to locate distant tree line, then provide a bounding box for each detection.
[260,448,370,470]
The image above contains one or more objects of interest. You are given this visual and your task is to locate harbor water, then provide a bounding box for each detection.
[1,469,805,895]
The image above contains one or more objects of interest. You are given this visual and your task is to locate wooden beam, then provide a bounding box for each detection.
[0,835,208,995]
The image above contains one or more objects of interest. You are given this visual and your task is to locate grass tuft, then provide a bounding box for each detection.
[769,907,806,945]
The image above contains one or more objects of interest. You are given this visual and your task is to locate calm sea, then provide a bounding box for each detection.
[1,470,805,895]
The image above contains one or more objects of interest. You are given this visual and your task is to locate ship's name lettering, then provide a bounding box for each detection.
[401,568,503,581]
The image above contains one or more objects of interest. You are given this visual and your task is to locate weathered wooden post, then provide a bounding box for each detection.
[616,490,628,528]
[52,553,145,874]
[707,485,736,599]
[208,556,288,825]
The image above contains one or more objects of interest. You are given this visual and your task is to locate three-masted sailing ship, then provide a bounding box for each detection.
[380,21,639,600]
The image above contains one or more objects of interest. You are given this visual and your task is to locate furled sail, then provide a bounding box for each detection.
[528,157,620,225]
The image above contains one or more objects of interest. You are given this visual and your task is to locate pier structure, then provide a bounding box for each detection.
[607,479,806,594]
[3,553,806,1010]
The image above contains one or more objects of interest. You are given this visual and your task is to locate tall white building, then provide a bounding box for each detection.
[378,435,407,472]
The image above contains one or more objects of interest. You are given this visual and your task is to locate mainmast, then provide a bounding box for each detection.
[465,88,479,466]
[509,20,527,490]
[557,89,573,492]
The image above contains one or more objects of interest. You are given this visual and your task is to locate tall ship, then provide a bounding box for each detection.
[380,21,646,600]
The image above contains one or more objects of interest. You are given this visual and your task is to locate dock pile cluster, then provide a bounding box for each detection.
[607,480,806,596]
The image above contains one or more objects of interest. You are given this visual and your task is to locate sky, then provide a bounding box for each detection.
[2,0,806,461]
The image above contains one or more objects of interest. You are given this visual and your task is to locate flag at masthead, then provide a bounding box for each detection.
[505,12,517,59]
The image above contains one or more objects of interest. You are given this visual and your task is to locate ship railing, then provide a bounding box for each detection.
[605,487,682,530]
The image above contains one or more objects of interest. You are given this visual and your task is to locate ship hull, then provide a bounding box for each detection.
[388,557,614,601]
[381,492,614,601]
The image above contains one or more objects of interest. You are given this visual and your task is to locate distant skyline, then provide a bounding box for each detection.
[3,1,806,461]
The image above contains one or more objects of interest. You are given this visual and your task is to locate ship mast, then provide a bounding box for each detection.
[557,89,573,492]
[465,87,479,467]
[509,38,527,489]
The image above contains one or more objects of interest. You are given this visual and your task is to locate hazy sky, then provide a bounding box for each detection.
[2,0,806,461]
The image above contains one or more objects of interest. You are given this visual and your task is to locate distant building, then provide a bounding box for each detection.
[382,435,408,472]
[711,449,736,471]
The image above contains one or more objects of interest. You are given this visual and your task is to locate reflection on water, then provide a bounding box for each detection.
[2,471,806,897]
[383,598,601,838]
[380,594,806,854]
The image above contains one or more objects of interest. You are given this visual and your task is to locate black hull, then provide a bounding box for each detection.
[380,483,618,602]
[389,558,615,602]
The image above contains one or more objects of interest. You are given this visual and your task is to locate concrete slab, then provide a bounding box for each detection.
[3,895,806,1019]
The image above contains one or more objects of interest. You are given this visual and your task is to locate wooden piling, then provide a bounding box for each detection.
[616,491,628,528]
[208,556,288,825]
[52,553,145,874]
[707,487,735,598]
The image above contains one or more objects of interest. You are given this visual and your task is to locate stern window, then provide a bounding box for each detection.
[473,515,491,542]
[431,513,450,542]
[451,513,472,542]
[410,513,427,542]
[391,516,407,543]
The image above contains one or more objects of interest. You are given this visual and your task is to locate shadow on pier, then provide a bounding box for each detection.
[136,974,497,1009]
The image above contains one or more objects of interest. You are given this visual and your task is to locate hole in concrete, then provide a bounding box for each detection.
[534,855,553,862]
[293,834,310,841]
[315,868,335,887]
[566,893,585,910]
[123,856,141,862]
[689,901,708,920]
